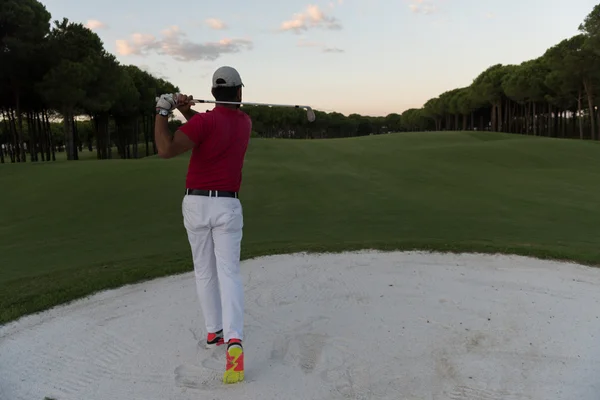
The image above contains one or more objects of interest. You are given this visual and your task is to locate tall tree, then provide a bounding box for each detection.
[423,97,443,131]
[38,18,107,160]
[544,35,600,140]
[502,58,550,136]
[81,51,122,159]
[579,4,600,140]
[471,64,515,132]
[0,0,51,162]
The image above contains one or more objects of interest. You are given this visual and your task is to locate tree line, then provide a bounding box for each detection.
[246,4,600,141]
[417,4,600,141]
[1,0,412,161]
[3,2,600,165]
[1,0,179,163]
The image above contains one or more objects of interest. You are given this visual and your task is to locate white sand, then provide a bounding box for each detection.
[2,251,600,400]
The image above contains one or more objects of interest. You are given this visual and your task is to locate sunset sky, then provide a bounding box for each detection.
[40,0,598,116]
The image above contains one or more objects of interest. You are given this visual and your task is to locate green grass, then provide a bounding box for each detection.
[1,131,600,325]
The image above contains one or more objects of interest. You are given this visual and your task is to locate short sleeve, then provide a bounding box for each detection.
[178,112,210,145]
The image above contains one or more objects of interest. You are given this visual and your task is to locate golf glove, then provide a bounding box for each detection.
[155,93,177,112]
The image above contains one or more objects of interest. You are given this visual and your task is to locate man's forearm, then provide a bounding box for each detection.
[155,114,173,158]
[180,109,198,121]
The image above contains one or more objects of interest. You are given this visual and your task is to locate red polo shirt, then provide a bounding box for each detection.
[178,106,252,192]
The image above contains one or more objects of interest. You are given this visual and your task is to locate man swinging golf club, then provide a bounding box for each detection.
[154,66,251,384]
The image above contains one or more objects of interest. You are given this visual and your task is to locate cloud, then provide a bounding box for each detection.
[206,18,227,30]
[116,26,252,61]
[297,39,344,53]
[408,0,437,15]
[116,33,158,55]
[280,5,342,33]
[328,0,344,9]
[485,12,495,19]
[85,19,107,30]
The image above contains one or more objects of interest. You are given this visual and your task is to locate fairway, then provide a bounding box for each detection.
[1,131,600,324]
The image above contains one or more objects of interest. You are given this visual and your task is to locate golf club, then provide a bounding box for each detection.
[191,99,316,122]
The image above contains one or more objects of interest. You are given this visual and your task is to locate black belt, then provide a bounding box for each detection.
[185,189,239,198]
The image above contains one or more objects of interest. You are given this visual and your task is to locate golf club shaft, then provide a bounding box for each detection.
[191,99,312,110]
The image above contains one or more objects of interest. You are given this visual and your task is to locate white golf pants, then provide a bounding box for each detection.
[182,194,244,343]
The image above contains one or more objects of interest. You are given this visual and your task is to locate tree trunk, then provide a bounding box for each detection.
[42,110,50,161]
[502,99,507,132]
[552,106,559,138]
[87,125,93,152]
[46,111,56,161]
[151,117,157,154]
[519,103,529,135]
[532,102,537,136]
[577,90,584,140]
[524,103,528,134]
[26,112,34,161]
[35,113,43,162]
[95,113,111,160]
[72,117,79,160]
[14,89,27,162]
[144,115,150,157]
[115,122,123,158]
[94,116,101,159]
[0,117,4,163]
[596,107,600,141]
[508,101,514,133]
[547,103,552,137]
[63,109,75,160]
[497,100,503,132]
[32,112,39,161]
[9,108,20,162]
[31,112,39,162]
[583,78,596,140]
[134,118,139,158]
[107,119,112,159]
[1,109,10,163]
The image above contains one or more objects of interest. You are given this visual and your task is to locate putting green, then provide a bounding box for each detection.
[1,131,599,324]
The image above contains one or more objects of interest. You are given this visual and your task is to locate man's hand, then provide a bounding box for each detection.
[175,93,198,121]
[156,93,177,112]
[176,93,194,112]
[154,93,197,159]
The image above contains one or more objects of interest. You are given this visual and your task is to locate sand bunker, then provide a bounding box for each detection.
[2,251,600,400]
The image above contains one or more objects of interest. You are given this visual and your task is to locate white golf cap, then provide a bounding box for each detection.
[212,66,244,88]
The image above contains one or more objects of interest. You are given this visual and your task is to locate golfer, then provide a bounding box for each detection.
[154,66,251,384]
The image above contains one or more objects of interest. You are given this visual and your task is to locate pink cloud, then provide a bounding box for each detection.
[116,26,252,61]
[408,0,437,15]
[85,20,107,30]
[280,5,342,33]
[206,18,227,30]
